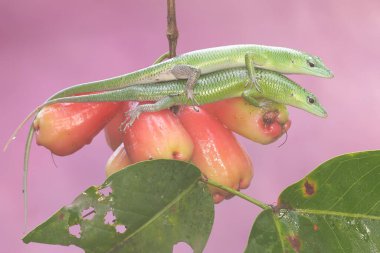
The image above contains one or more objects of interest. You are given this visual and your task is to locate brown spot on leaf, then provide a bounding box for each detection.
[287,235,301,253]
[58,213,65,220]
[170,205,177,213]
[303,179,316,197]
[313,224,319,231]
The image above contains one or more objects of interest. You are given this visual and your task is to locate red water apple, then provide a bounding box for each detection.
[178,106,253,203]
[122,101,194,163]
[34,101,121,156]
[105,143,132,177]
[202,98,291,144]
[104,104,126,150]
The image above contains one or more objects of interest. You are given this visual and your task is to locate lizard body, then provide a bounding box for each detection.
[37,68,327,127]
[48,44,333,101]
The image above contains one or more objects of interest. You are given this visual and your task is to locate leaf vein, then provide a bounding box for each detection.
[295,208,380,220]
[271,212,286,252]
[328,164,379,210]
[323,216,345,252]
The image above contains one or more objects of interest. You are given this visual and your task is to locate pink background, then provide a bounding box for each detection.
[1,0,380,252]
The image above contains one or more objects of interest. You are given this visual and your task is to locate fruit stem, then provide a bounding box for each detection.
[167,0,178,58]
[203,178,271,210]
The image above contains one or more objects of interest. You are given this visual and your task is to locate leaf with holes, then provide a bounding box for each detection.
[245,150,380,253]
[23,160,214,253]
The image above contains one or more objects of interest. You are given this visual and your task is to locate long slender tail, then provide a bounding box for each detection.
[23,126,35,232]
[4,100,61,231]
[3,108,41,152]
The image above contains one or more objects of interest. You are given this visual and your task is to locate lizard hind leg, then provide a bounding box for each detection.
[170,64,201,104]
[120,96,178,132]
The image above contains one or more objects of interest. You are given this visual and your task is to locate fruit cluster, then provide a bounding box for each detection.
[34,99,291,203]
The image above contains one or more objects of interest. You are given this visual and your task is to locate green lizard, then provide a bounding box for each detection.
[46,44,333,102]
[29,67,328,128]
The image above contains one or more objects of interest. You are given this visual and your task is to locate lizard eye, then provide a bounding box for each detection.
[307,60,315,68]
[307,96,315,104]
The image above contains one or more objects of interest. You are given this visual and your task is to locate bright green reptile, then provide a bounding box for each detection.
[47,44,333,102]
[37,68,327,129]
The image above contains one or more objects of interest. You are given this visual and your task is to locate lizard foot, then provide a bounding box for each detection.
[119,110,140,132]
[185,90,200,112]
[245,77,262,93]
[257,100,275,110]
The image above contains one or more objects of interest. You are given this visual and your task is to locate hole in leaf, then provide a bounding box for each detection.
[69,224,81,238]
[81,207,96,220]
[173,242,192,253]
[99,186,112,197]
[104,210,116,225]
[115,224,127,234]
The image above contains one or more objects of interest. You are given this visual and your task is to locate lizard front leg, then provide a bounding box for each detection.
[245,53,267,93]
[120,96,178,131]
[242,90,274,109]
[242,90,261,107]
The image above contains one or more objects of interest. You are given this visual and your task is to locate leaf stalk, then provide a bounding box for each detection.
[203,178,271,210]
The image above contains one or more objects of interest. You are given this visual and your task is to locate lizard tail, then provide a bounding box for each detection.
[3,107,41,152]
[23,126,34,232]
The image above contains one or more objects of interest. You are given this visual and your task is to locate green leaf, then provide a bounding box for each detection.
[24,160,214,253]
[246,151,380,253]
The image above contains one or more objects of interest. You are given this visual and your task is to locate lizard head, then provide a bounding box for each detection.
[264,46,334,78]
[291,89,328,118]
[253,69,328,118]
[295,54,334,78]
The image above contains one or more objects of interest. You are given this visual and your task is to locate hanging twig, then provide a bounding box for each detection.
[167,0,179,58]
